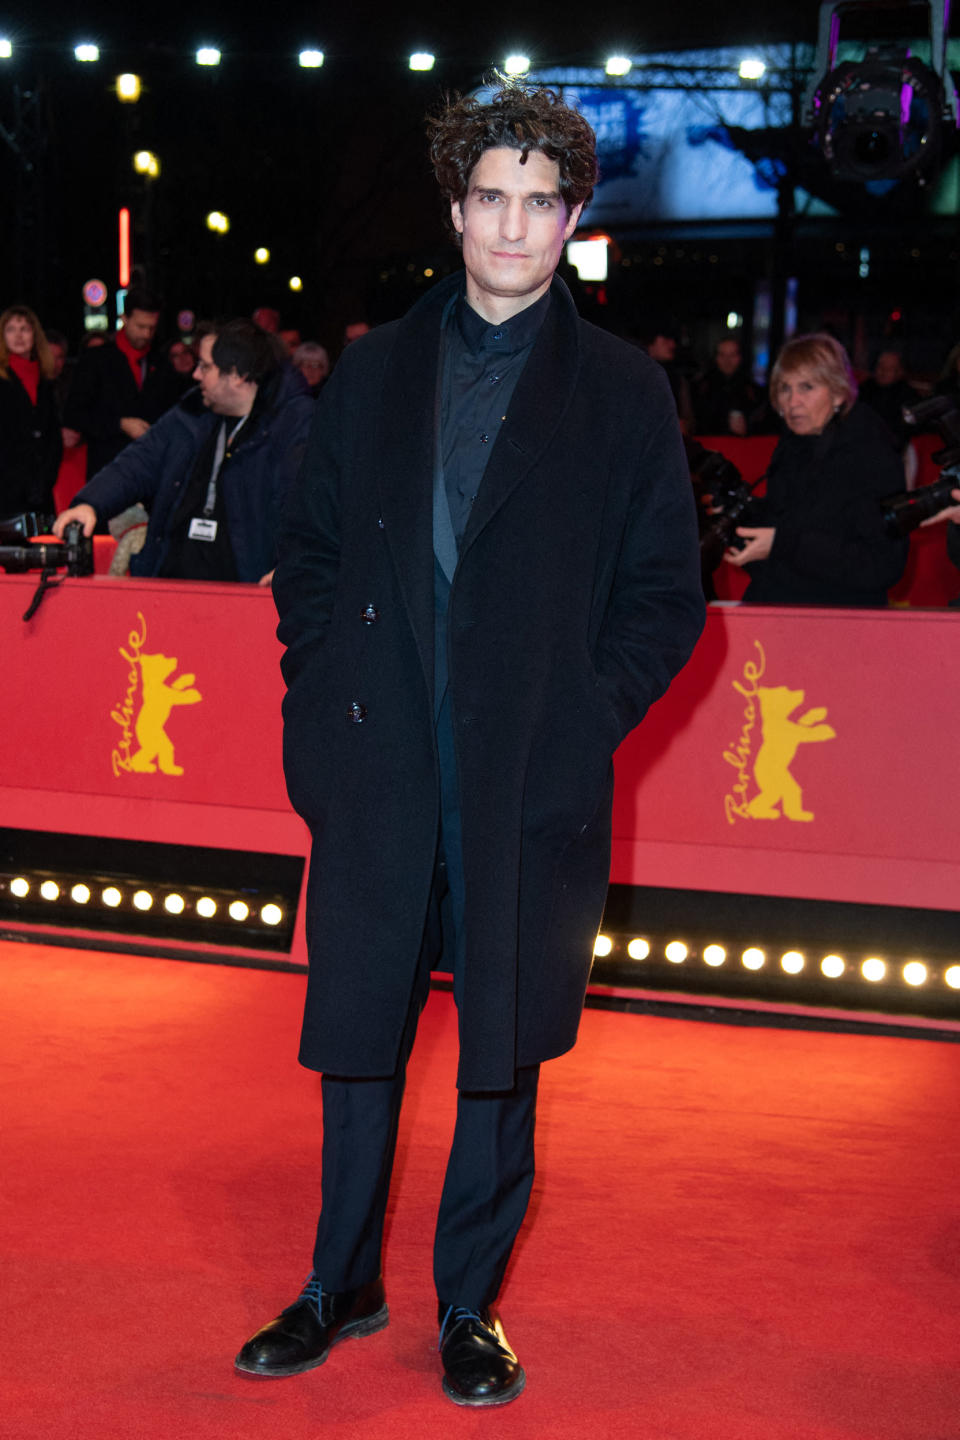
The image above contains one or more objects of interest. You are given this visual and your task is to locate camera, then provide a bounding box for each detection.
[0,515,93,576]
[879,394,960,537]
[689,446,757,571]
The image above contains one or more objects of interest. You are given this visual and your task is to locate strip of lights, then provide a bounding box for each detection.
[3,872,286,930]
[592,933,960,996]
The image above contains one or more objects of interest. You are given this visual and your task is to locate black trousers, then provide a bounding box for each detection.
[312,691,538,1308]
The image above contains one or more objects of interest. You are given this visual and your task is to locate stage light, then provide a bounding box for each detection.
[593,934,613,957]
[299,49,324,68]
[164,894,185,915]
[196,897,217,918]
[261,904,283,926]
[254,247,270,264]
[10,877,29,898]
[742,947,765,970]
[133,890,153,911]
[702,944,726,967]
[739,57,766,81]
[70,884,91,905]
[40,881,60,901]
[504,55,530,77]
[903,962,928,987]
[409,53,435,72]
[196,48,221,67]
[206,211,230,234]
[665,941,687,963]
[726,311,743,329]
[605,56,632,77]
[567,237,609,282]
[289,275,303,291]
[945,966,960,990]
[821,954,845,978]
[75,44,100,63]
[627,938,650,960]
[116,73,141,102]
[133,151,159,178]
[781,951,805,974]
[1,39,14,59]
[102,887,122,908]
[229,900,250,921]
[862,957,886,982]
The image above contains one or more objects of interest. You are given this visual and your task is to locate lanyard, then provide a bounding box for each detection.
[203,414,248,517]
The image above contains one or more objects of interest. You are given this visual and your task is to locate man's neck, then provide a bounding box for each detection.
[463,276,552,327]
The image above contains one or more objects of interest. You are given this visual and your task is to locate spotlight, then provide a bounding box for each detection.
[605,56,632,77]
[10,877,29,898]
[593,934,613,957]
[70,884,91,905]
[821,955,845,978]
[102,887,122,908]
[811,50,947,184]
[196,48,221,67]
[726,311,743,329]
[74,44,100,63]
[627,938,650,960]
[133,890,153,911]
[261,904,283,926]
[780,951,805,974]
[504,55,531,77]
[739,57,766,81]
[664,941,687,963]
[116,73,141,102]
[742,947,765,970]
[164,894,185,915]
[196,897,217,918]
[409,53,435,72]
[903,961,928,987]
[289,275,303,291]
[861,958,886,982]
[229,900,250,921]
[254,247,270,264]
[299,49,324,68]
[40,881,60,901]
[0,40,12,59]
[702,944,726,967]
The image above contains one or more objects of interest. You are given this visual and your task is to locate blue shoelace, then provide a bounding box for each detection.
[438,1304,484,1349]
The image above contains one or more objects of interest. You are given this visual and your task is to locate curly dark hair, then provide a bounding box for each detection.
[427,82,598,224]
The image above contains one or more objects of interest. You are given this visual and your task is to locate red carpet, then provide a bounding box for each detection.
[2,938,959,1439]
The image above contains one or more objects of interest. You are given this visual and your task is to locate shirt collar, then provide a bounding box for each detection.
[456,286,552,357]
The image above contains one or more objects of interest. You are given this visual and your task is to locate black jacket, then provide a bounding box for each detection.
[742,403,909,607]
[0,369,62,520]
[63,341,181,479]
[273,273,705,1088]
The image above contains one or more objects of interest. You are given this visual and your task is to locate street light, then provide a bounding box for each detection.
[289,275,303,291]
[206,211,230,234]
[116,73,141,102]
[254,247,270,264]
[133,150,159,178]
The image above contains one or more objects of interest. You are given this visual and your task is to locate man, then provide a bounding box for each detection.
[858,348,922,450]
[236,85,704,1405]
[694,336,760,436]
[63,286,181,479]
[640,319,695,432]
[53,319,313,583]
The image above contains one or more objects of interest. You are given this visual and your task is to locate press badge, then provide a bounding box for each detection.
[188,517,218,542]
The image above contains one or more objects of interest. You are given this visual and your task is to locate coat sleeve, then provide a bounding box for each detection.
[272,364,348,690]
[593,375,706,741]
[70,407,178,520]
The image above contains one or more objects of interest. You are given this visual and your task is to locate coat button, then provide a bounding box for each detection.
[347,701,367,723]
[361,604,379,624]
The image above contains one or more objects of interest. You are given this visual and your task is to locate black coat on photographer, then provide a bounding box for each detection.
[273,273,705,1090]
[742,401,909,606]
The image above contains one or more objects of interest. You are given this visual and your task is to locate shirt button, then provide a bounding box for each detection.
[488,373,500,384]
[479,433,489,443]
[347,702,367,723]
[491,330,503,341]
[361,604,379,624]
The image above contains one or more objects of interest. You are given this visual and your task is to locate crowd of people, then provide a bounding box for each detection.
[1,281,959,602]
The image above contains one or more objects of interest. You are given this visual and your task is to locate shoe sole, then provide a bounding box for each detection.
[234,1303,390,1378]
[442,1368,526,1407]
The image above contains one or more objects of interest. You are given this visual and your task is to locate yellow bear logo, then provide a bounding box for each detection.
[128,652,203,776]
[747,686,836,822]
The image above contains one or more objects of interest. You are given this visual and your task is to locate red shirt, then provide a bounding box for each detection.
[115,326,149,389]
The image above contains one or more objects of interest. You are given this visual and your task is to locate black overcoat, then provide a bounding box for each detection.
[273,274,705,1089]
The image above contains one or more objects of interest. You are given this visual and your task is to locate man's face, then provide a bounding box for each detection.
[716,340,741,376]
[451,147,582,321]
[49,341,67,378]
[194,333,231,412]
[647,335,676,363]
[124,309,159,351]
[875,351,904,387]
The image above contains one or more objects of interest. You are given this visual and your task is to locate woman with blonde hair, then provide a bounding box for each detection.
[724,332,909,605]
[0,303,63,520]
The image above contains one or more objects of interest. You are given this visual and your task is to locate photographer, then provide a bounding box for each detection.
[724,333,909,606]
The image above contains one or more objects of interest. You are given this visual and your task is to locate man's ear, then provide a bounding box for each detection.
[563,202,584,242]
[451,199,464,236]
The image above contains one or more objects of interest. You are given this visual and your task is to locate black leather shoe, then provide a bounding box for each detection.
[235,1273,388,1377]
[438,1304,525,1406]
